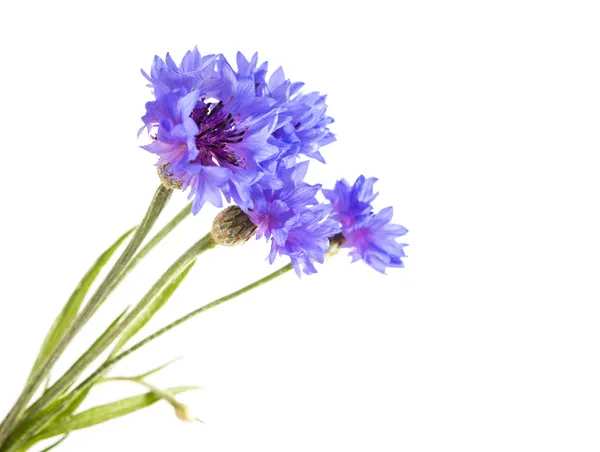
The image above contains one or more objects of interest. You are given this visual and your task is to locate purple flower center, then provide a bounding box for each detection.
[189,101,246,167]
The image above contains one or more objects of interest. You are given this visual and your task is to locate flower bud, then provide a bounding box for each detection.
[175,403,194,422]
[212,206,257,246]
[157,164,182,190]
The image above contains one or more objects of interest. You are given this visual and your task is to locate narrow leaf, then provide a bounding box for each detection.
[53,306,131,399]
[43,374,52,392]
[100,356,183,383]
[44,355,183,426]
[20,383,94,443]
[132,356,183,380]
[110,261,196,356]
[38,434,69,451]
[31,386,200,442]
[16,307,131,440]
[28,227,135,383]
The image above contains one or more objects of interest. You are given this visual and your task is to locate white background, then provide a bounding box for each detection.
[0,0,599,451]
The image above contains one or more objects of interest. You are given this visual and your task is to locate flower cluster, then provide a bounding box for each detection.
[323,176,408,273]
[140,50,334,213]
[141,49,407,275]
[245,162,340,276]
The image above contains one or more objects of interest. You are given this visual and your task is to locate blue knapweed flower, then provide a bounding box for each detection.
[141,52,282,213]
[140,50,336,215]
[269,205,340,276]
[140,48,219,135]
[226,52,335,167]
[323,176,408,273]
[245,162,341,276]
[323,175,379,228]
[248,56,336,167]
[141,48,219,100]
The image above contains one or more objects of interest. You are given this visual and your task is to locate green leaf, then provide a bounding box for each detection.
[31,386,200,442]
[131,356,183,379]
[38,434,69,451]
[27,227,135,384]
[16,307,131,442]
[18,384,94,446]
[110,261,196,356]
[100,356,183,383]
[32,356,183,434]
[56,306,131,398]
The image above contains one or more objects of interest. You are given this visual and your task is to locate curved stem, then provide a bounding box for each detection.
[0,185,173,446]
[2,263,293,451]
[103,377,183,412]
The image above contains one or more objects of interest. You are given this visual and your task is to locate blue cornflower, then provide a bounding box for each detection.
[140,51,335,215]
[235,52,336,167]
[323,175,379,228]
[271,91,336,166]
[323,176,408,273]
[141,52,281,213]
[141,48,218,100]
[245,162,341,276]
[139,49,219,136]
[268,205,340,276]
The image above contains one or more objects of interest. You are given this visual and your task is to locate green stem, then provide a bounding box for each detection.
[103,377,182,409]
[0,185,173,446]
[2,263,293,452]
[133,263,294,347]
[18,201,191,432]
[112,202,192,291]
[14,234,216,438]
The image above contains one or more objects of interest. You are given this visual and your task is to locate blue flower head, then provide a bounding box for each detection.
[139,49,219,136]
[245,162,341,276]
[140,50,336,215]
[323,176,408,273]
[269,205,340,276]
[141,48,218,100]
[225,52,335,166]
[258,64,336,167]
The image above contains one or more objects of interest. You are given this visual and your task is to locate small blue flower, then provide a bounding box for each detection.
[323,176,408,273]
[341,207,408,273]
[231,52,336,166]
[245,162,341,276]
[271,91,336,166]
[268,205,340,276]
[323,175,379,228]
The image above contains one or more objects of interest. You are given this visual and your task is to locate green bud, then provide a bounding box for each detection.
[157,164,182,190]
[212,206,257,246]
